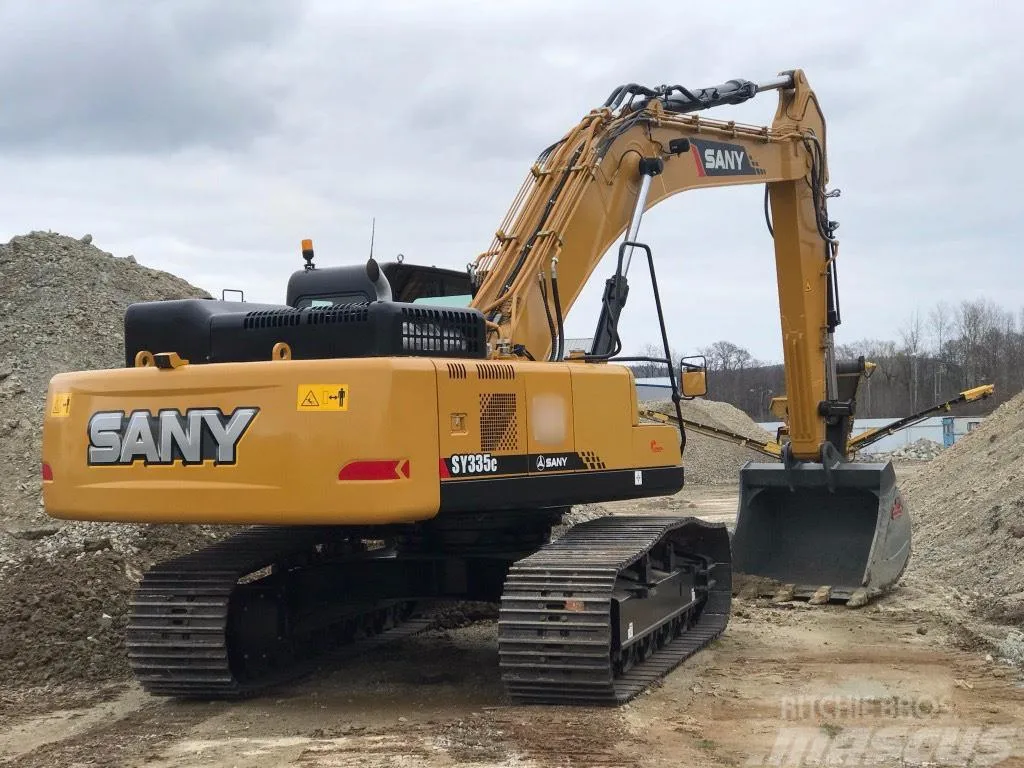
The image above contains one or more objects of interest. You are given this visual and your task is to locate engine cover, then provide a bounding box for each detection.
[124,299,487,366]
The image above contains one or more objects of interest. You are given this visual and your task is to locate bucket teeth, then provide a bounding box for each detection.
[808,585,832,605]
[846,587,870,609]
[772,584,796,603]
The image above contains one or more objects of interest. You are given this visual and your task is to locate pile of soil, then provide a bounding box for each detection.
[0,231,209,545]
[0,231,218,686]
[641,398,776,484]
[0,525,224,687]
[901,390,1024,623]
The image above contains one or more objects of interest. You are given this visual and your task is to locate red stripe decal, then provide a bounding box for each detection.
[338,460,405,481]
[438,458,450,479]
[691,144,706,177]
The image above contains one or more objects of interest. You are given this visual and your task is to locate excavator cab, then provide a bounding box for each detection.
[732,359,911,604]
[286,244,473,309]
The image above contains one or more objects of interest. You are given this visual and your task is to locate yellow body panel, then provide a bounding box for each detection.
[522,367,575,458]
[435,360,528,475]
[568,365,636,469]
[43,358,681,526]
[43,357,441,525]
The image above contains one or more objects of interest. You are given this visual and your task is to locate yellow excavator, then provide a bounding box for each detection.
[41,69,909,704]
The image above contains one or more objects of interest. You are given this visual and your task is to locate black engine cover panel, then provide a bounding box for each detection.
[124,299,487,366]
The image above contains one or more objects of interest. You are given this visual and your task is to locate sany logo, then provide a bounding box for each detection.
[535,454,569,471]
[690,138,765,177]
[88,407,258,466]
[704,148,746,171]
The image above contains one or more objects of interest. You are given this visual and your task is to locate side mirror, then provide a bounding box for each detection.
[679,355,707,399]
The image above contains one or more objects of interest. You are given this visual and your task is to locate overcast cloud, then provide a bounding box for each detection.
[2,0,1021,362]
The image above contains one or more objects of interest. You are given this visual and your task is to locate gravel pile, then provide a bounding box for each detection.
[0,231,210,544]
[641,398,775,484]
[0,231,219,686]
[892,438,944,461]
[873,437,945,462]
[901,390,1024,624]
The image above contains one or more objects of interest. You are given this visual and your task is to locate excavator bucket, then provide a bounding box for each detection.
[731,459,911,603]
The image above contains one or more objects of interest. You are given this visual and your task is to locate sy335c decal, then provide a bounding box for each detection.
[442,452,589,478]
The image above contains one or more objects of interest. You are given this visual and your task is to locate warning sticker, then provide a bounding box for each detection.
[50,392,72,418]
[296,384,349,411]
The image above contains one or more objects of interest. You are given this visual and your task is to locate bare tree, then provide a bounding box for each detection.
[899,311,924,411]
[928,301,953,397]
[631,343,681,378]
[954,298,1001,386]
[627,295,1022,421]
[699,340,756,372]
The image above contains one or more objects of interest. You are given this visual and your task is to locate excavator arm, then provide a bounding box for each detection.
[465,69,912,603]
[469,69,840,462]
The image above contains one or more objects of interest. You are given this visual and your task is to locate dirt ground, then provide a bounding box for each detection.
[2,478,1022,768]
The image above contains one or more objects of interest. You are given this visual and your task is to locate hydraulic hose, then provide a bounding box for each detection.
[551,257,565,361]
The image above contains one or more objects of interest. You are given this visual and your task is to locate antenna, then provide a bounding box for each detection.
[369,217,376,260]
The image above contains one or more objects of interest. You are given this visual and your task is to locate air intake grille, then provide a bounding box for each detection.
[401,307,483,356]
[305,304,370,324]
[447,363,467,379]
[476,363,516,380]
[480,393,518,452]
[242,309,303,329]
[241,305,372,330]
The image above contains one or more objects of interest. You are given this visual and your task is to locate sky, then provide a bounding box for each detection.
[2,0,1021,363]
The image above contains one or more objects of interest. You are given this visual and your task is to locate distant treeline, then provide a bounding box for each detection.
[630,298,1018,422]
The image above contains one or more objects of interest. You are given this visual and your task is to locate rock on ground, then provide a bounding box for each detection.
[0,525,226,687]
[641,398,775,484]
[869,436,946,463]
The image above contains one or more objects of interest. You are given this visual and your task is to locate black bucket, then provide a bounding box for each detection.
[731,459,911,601]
